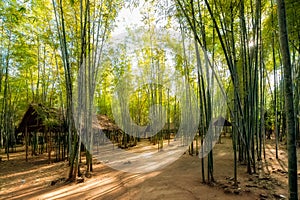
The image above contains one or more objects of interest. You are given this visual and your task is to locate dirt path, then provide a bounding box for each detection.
[0,138,298,199]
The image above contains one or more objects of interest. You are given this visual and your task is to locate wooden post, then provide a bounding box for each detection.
[25,126,28,162]
[48,132,51,163]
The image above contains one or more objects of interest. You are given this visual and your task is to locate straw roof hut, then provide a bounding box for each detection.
[213,116,232,127]
[162,122,176,132]
[17,103,65,133]
[96,114,121,132]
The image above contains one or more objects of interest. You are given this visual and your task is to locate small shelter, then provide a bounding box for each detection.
[94,114,123,145]
[18,103,65,133]
[161,122,177,139]
[213,116,232,143]
[141,122,176,139]
[162,122,177,133]
[17,103,66,162]
[97,114,121,133]
[213,116,232,127]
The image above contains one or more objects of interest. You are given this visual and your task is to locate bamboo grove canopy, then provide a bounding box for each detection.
[17,103,65,133]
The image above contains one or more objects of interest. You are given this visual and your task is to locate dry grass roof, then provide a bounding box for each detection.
[162,122,176,131]
[18,104,122,134]
[18,103,65,133]
[213,116,232,126]
[96,114,121,132]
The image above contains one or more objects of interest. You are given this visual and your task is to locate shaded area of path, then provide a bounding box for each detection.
[0,138,298,200]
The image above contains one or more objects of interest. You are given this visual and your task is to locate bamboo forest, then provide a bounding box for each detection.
[0,0,299,199]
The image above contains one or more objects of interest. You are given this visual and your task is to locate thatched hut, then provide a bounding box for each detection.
[18,103,65,133]
[161,122,176,132]
[92,115,123,146]
[213,116,232,143]
[97,114,121,133]
[17,103,66,162]
[160,122,177,139]
[213,116,232,127]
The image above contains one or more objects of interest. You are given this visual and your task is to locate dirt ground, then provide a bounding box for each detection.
[0,137,299,200]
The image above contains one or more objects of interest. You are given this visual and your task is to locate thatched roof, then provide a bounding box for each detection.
[96,114,121,132]
[162,122,176,131]
[18,103,65,133]
[213,116,232,126]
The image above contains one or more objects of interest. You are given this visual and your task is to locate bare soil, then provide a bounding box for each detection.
[0,137,299,200]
